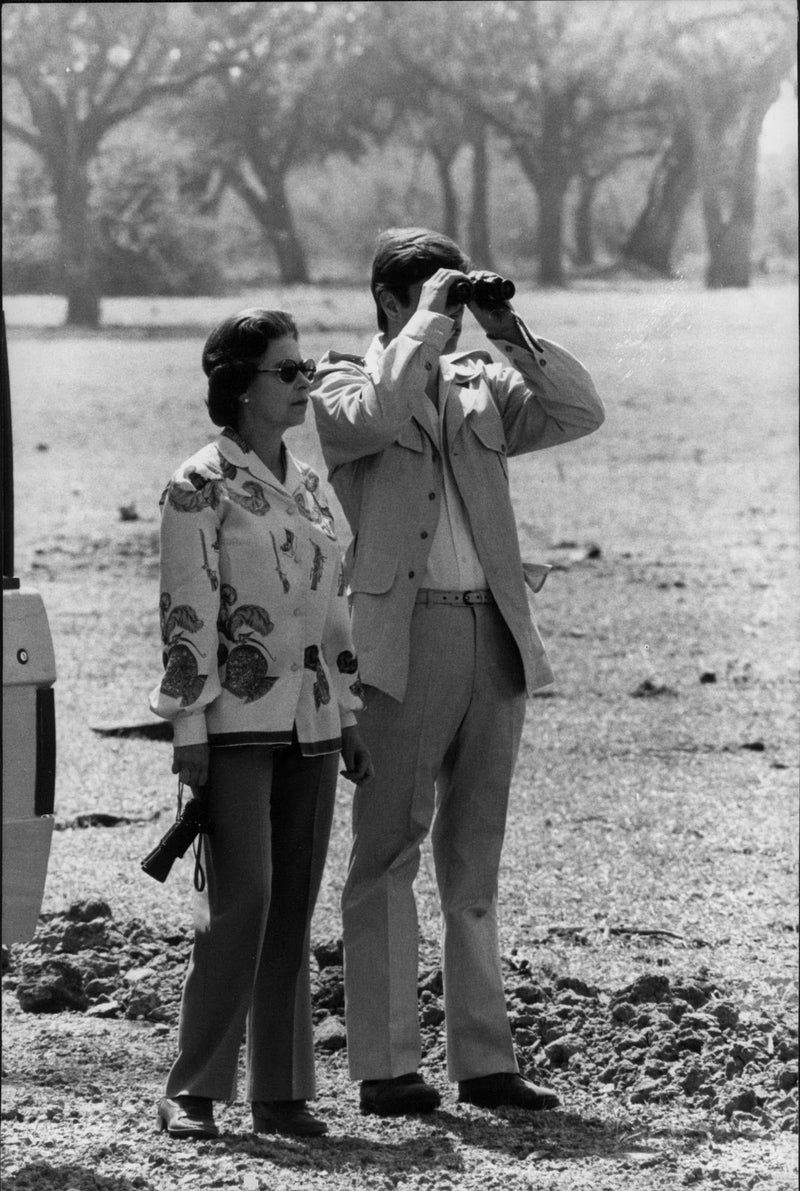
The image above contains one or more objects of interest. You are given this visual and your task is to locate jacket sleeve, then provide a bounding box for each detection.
[148,471,224,747]
[320,553,365,729]
[311,311,452,468]
[486,317,605,455]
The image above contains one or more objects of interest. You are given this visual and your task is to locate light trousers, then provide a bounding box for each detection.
[165,742,337,1102]
[342,602,527,1082]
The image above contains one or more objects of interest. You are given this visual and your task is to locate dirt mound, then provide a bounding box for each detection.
[5,902,797,1136]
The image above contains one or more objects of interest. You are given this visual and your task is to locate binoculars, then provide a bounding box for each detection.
[141,796,209,883]
[449,274,516,308]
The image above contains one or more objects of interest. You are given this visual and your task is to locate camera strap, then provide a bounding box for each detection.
[178,780,207,893]
[192,837,206,893]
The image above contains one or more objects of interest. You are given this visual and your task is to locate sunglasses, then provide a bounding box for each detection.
[256,358,316,384]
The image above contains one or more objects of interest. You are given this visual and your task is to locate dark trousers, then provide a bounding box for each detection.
[165,742,337,1102]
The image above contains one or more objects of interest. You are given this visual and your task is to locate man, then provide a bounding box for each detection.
[311,227,605,1116]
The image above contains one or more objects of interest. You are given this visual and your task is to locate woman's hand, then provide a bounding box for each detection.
[340,725,374,785]
[172,743,210,792]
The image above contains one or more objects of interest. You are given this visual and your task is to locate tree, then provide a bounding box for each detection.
[622,113,697,275]
[2,3,229,326]
[672,2,795,287]
[623,0,796,286]
[176,1,385,285]
[376,0,640,287]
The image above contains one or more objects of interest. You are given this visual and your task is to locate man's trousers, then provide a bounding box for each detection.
[342,601,527,1082]
[165,742,337,1102]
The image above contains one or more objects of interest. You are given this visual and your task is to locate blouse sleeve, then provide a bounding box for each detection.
[148,469,224,747]
[320,552,365,728]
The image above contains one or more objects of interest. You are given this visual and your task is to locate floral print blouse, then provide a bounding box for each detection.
[149,428,364,755]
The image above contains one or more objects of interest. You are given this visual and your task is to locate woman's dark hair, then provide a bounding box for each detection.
[202,308,298,429]
[370,227,471,333]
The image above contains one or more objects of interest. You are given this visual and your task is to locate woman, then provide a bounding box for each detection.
[150,309,372,1141]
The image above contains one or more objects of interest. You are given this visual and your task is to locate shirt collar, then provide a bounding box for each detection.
[216,428,294,495]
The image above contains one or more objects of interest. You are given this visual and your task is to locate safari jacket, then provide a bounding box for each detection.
[149,428,364,753]
[311,310,605,702]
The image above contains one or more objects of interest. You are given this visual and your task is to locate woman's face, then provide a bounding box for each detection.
[243,334,313,432]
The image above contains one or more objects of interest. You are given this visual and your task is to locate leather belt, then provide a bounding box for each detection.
[415,589,494,606]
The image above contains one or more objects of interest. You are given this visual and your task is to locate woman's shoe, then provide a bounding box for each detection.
[251,1099,328,1137]
[157,1095,219,1139]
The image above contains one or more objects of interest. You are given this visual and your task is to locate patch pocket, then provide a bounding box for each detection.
[350,547,399,595]
[468,412,509,478]
[395,420,426,452]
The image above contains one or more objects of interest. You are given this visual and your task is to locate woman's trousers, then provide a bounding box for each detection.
[164,742,337,1102]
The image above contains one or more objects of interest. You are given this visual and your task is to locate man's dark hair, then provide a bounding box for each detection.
[371,227,470,333]
[201,308,298,429]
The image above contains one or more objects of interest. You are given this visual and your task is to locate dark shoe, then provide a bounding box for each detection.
[458,1072,559,1111]
[252,1099,328,1138]
[360,1073,441,1116]
[157,1095,218,1138]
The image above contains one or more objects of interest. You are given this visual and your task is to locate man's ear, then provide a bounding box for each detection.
[377,286,402,323]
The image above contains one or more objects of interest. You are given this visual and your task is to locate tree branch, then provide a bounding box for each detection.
[2,115,42,154]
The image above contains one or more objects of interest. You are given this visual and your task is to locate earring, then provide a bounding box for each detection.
[240,396,250,404]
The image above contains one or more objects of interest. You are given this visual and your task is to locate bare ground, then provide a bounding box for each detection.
[2,282,798,1190]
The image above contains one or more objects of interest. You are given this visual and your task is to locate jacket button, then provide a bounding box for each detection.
[424,362,432,371]
[428,492,436,500]
[291,662,300,672]
[420,531,428,539]
[293,608,302,617]
[408,571,415,579]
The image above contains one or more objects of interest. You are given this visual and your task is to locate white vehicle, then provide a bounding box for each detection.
[2,311,56,943]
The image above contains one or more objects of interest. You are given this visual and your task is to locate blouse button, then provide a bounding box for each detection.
[290,662,300,672]
[293,608,302,617]
[286,505,296,515]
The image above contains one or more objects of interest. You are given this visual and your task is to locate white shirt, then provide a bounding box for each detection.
[420,387,488,591]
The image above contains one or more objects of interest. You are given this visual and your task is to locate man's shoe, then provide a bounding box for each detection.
[157,1095,219,1138]
[360,1073,441,1116]
[458,1072,559,1111]
[252,1099,328,1137]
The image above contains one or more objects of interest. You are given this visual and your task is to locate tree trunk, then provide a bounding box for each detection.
[703,80,779,288]
[431,148,459,242]
[623,119,696,275]
[536,174,568,286]
[517,94,570,287]
[704,218,753,287]
[467,120,494,268]
[53,155,101,327]
[232,169,311,284]
[572,174,598,267]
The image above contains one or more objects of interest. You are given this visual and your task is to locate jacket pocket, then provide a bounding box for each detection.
[395,419,426,453]
[467,410,509,478]
[350,546,398,595]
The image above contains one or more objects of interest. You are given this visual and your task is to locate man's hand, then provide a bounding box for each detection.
[417,267,471,316]
[340,725,374,785]
[466,270,524,343]
[172,743,210,792]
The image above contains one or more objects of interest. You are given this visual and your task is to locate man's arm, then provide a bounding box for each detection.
[312,311,449,467]
[469,292,605,454]
[312,267,471,468]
